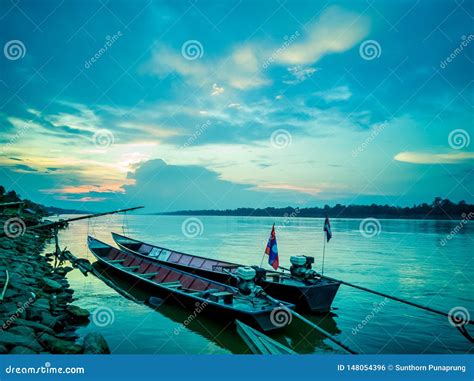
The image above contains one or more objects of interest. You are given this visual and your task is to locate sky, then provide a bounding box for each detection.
[0,0,473,212]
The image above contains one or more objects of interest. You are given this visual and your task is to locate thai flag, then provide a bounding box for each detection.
[265,224,279,270]
[324,216,332,242]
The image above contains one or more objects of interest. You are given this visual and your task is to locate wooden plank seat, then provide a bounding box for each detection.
[124,266,140,271]
[140,272,158,278]
[108,259,126,263]
[161,281,182,289]
[208,291,234,304]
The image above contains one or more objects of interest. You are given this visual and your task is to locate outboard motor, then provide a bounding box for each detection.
[290,255,317,280]
[251,266,267,284]
[234,266,259,296]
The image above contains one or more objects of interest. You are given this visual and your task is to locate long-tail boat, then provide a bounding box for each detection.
[88,236,294,331]
[111,232,340,313]
[236,320,296,354]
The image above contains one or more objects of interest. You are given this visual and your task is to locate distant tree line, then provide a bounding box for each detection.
[160,197,474,220]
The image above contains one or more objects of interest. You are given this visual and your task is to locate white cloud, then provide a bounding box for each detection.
[394,151,474,164]
[211,83,224,96]
[314,85,352,102]
[283,66,318,84]
[144,6,369,91]
[276,6,370,65]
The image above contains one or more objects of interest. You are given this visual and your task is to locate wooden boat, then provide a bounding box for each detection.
[88,236,294,331]
[236,320,296,354]
[112,232,340,313]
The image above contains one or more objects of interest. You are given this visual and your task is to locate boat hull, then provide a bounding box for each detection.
[113,234,339,313]
[89,238,291,332]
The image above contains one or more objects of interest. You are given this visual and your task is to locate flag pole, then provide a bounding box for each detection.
[322,233,326,275]
[260,223,274,268]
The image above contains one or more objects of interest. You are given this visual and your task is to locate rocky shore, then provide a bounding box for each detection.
[0,216,110,354]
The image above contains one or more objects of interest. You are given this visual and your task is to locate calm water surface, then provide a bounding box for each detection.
[47,215,473,354]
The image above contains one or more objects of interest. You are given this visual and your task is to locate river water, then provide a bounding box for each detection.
[47,215,473,354]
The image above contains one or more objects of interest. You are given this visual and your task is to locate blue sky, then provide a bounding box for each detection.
[0,0,473,212]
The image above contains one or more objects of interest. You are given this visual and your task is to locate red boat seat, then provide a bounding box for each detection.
[153,269,171,283]
[138,262,151,274]
[190,278,209,291]
[163,271,181,283]
[123,255,135,267]
[180,276,195,289]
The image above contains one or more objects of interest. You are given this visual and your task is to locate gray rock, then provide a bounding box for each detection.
[38,333,82,354]
[83,332,111,354]
[66,305,90,322]
[11,318,56,335]
[42,277,62,292]
[0,330,43,352]
[8,326,36,337]
[9,346,38,354]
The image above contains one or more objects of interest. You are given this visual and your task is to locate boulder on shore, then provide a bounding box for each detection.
[83,332,111,354]
[38,333,82,354]
[66,305,90,323]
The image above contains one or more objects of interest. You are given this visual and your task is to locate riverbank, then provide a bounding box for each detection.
[0,215,110,354]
